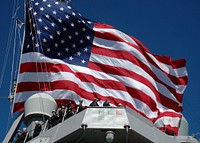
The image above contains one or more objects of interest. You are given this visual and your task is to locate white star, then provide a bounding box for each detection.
[38,18,42,22]
[68,35,72,39]
[35,2,39,5]
[77,20,81,24]
[82,20,86,24]
[53,11,57,15]
[56,31,61,35]
[72,12,76,16]
[84,47,88,52]
[57,52,61,56]
[43,0,46,2]
[58,18,62,23]
[61,40,65,44]
[47,4,51,7]
[67,6,71,9]
[47,48,51,52]
[27,44,30,48]
[54,43,58,47]
[86,36,91,40]
[65,47,69,52]
[77,51,81,56]
[81,59,86,64]
[69,56,73,61]
[40,7,44,11]
[70,23,74,27]
[33,24,36,27]
[87,21,92,24]
[63,27,67,31]
[37,30,41,35]
[65,15,70,19]
[60,7,64,11]
[55,1,59,5]
[51,22,55,27]
[43,38,47,42]
[45,14,50,19]
[82,27,86,32]
[49,35,54,39]
[33,12,37,16]
[80,40,84,44]
[35,43,39,47]
[29,7,32,11]
[72,44,76,48]
[75,32,79,36]
[44,26,49,30]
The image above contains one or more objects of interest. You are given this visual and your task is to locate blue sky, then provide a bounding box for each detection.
[1,0,200,141]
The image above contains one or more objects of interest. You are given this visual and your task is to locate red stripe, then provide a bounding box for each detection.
[94,22,115,29]
[89,62,182,112]
[18,61,182,112]
[94,30,188,86]
[91,45,184,102]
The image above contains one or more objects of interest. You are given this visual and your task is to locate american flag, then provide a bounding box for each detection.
[14,0,188,135]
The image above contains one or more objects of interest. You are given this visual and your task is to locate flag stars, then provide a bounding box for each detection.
[61,40,65,44]
[80,40,84,44]
[72,44,76,48]
[27,44,30,48]
[35,43,39,47]
[75,32,79,36]
[29,7,32,11]
[43,0,46,2]
[81,59,86,64]
[38,18,42,22]
[72,12,76,16]
[57,52,61,56]
[60,7,64,11]
[51,22,55,27]
[37,30,41,35]
[82,27,86,32]
[69,56,73,61]
[55,1,59,5]
[68,35,72,39]
[49,35,54,39]
[40,7,44,11]
[56,31,61,35]
[35,2,39,5]
[67,6,71,9]
[63,27,67,31]
[84,47,88,52]
[33,12,37,16]
[65,15,70,19]
[44,26,49,30]
[43,38,47,43]
[47,4,51,7]
[77,51,81,56]
[86,36,91,40]
[65,47,69,52]
[70,23,74,27]
[47,48,51,52]
[54,43,58,47]
[45,14,50,19]
[53,11,57,15]
[58,18,62,23]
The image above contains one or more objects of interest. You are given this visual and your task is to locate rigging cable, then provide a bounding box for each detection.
[0,0,19,88]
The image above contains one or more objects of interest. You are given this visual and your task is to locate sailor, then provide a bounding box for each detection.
[21,128,28,142]
[49,110,59,128]
[33,121,42,138]
[58,106,66,122]
[76,100,84,113]
[103,98,110,107]
[66,106,75,118]
[15,130,22,143]
[89,98,99,106]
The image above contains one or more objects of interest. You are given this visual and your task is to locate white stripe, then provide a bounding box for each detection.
[15,90,158,119]
[90,53,180,104]
[93,37,186,94]
[147,53,188,77]
[154,116,180,128]
[94,28,187,78]
[93,27,138,46]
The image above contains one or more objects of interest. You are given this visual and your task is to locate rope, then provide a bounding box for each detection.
[0,0,18,88]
